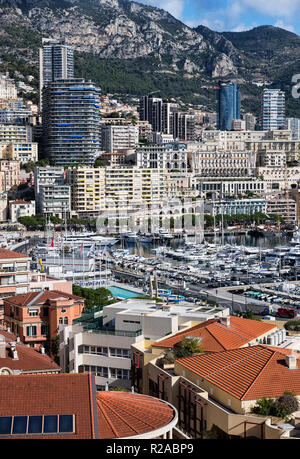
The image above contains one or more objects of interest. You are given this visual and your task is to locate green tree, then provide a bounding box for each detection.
[173,337,203,359]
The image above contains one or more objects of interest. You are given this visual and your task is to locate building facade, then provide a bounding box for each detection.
[42,78,101,166]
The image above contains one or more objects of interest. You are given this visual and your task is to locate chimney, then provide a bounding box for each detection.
[220,316,231,327]
[131,386,134,394]
[10,342,18,360]
[40,345,45,354]
[286,354,298,370]
[105,382,109,391]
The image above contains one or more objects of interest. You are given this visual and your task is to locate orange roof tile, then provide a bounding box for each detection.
[0,332,60,373]
[5,290,84,307]
[152,316,276,352]
[176,345,300,401]
[96,391,175,439]
[0,248,28,259]
[0,373,97,439]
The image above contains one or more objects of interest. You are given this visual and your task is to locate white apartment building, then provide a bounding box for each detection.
[201,129,291,152]
[101,124,139,153]
[0,73,18,100]
[135,143,190,172]
[9,200,35,223]
[0,142,38,163]
[285,118,300,140]
[266,198,297,223]
[59,298,229,391]
[191,150,256,177]
[34,166,71,217]
[194,178,265,199]
[0,124,32,143]
[261,89,285,131]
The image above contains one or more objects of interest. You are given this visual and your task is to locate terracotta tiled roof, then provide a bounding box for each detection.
[0,332,60,373]
[0,373,97,439]
[0,248,28,259]
[176,345,300,401]
[9,201,31,205]
[96,391,175,439]
[5,290,84,307]
[152,316,277,352]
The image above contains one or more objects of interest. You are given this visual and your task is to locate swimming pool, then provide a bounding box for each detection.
[108,286,142,299]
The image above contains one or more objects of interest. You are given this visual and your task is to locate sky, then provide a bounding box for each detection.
[138,0,300,34]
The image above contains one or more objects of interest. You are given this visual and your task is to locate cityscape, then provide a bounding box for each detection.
[1,0,300,445]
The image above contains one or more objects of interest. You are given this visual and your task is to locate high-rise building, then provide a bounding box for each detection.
[243,113,256,131]
[139,95,175,134]
[171,112,195,141]
[39,38,74,109]
[285,118,300,140]
[217,81,240,131]
[42,78,101,166]
[261,88,285,131]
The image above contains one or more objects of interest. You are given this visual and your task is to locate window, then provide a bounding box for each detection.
[110,348,131,358]
[26,325,37,337]
[110,368,130,380]
[81,346,108,356]
[64,317,68,325]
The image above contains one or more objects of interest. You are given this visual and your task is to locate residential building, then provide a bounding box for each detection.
[0,329,60,375]
[98,152,126,167]
[132,315,278,395]
[0,73,18,100]
[231,119,245,131]
[39,37,74,109]
[42,78,101,166]
[101,124,139,153]
[243,113,256,131]
[60,299,229,391]
[139,95,176,134]
[0,160,20,194]
[131,317,300,439]
[34,166,71,218]
[261,89,285,131]
[0,124,32,143]
[195,178,265,199]
[9,200,35,223]
[3,289,85,349]
[135,143,190,172]
[0,373,177,439]
[191,150,256,177]
[217,81,240,131]
[205,198,266,216]
[67,166,176,217]
[1,142,38,163]
[266,198,297,224]
[171,112,196,141]
[0,193,7,221]
[285,118,300,140]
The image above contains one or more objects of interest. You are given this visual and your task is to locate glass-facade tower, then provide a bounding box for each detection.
[217,81,241,131]
[42,78,101,166]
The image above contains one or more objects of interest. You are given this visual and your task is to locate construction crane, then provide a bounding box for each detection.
[201,85,220,128]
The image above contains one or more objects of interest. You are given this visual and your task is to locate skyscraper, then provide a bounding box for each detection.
[42,78,101,166]
[139,94,175,134]
[261,88,285,131]
[217,81,240,131]
[39,38,74,109]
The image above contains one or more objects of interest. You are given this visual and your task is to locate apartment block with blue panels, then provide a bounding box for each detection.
[42,78,101,166]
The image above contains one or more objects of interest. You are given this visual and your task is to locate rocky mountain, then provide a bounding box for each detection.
[0,0,299,115]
